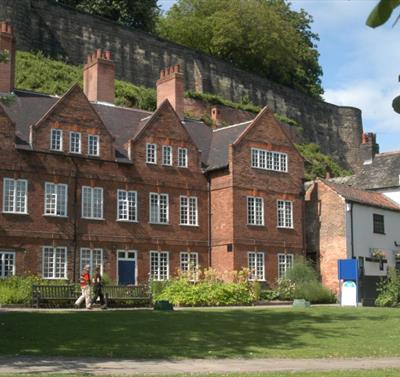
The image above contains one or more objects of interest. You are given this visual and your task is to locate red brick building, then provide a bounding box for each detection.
[0,22,305,284]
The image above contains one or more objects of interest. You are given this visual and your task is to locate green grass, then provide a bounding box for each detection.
[1,307,400,359]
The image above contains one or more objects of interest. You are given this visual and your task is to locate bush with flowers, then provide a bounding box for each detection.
[153,268,258,306]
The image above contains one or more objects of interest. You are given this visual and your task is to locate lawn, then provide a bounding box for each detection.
[1,307,400,359]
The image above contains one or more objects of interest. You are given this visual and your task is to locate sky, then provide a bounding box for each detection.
[158,0,400,153]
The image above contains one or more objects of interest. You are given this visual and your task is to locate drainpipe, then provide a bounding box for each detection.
[70,158,80,282]
[349,201,355,259]
[207,174,212,268]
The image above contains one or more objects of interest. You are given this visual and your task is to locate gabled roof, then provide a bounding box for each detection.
[344,152,400,190]
[321,179,400,212]
[1,88,296,169]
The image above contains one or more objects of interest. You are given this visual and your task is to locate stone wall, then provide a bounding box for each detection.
[0,0,365,171]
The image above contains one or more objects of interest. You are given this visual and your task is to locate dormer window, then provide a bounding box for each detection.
[251,148,288,173]
[178,147,188,168]
[88,135,100,157]
[146,143,157,164]
[69,132,81,154]
[50,129,63,151]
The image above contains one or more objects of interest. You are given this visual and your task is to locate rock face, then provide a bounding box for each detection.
[0,0,366,171]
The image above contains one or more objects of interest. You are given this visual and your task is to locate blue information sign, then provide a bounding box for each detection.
[338,259,358,281]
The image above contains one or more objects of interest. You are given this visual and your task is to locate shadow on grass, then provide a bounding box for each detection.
[0,307,398,360]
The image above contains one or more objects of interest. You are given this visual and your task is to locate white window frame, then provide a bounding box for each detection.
[50,128,63,151]
[251,148,288,173]
[247,196,264,226]
[180,196,198,226]
[248,251,265,281]
[162,145,173,166]
[146,143,157,164]
[88,135,100,157]
[44,182,68,217]
[277,200,293,229]
[69,131,81,154]
[117,189,138,222]
[42,246,68,279]
[2,178,28,214]
[180,251,199,281]
[149,192,169,224]
[150,251,169,281]
[80,248,103,275]
[81,186,104,220]
[0,250,16,278]
[177,147,188,168]
[278,253,294,279]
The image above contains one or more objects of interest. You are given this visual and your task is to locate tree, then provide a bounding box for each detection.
[366,0,400,28]
[366,1,400,114]
[157,0,323,98]
[56,0,160,33]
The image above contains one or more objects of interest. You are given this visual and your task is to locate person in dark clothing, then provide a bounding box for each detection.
[92,265,106,309]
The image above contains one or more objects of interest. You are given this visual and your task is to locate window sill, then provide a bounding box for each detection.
[43,214,68,218]
[247,224,265,227]
[277,226,294,230]
[146,162,157,165]
[49,149,64,153]
[179,223,199,227]
[2,211,29,215]
[43,277,68,280]
[69,151,82,155]
[116,219,138,223]
[149,222,169,225]
[251,166,288,173]
[82,217,105,221]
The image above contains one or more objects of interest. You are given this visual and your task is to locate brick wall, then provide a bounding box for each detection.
[305,181,347,293]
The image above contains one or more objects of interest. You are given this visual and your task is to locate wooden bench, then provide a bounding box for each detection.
[103,285,152,307]
[32,284,78,308]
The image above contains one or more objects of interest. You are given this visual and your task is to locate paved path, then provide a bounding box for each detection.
[0,356,399,375]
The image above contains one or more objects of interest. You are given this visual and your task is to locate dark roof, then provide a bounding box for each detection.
[344,152,400,190]
[1,89,257,170]
[207,122,251,171]
[321,179,400,212]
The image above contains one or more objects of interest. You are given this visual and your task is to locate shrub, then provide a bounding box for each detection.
[375,268,400,307]
[260,289,280,301]
[154,268,258,306]
[277,257,336,304]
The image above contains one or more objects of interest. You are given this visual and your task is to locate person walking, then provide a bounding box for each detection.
[92,265,106,309]
[74,264,92,309]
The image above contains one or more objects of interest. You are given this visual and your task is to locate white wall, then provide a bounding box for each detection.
[346,203,400,276]
[380,188,400,206]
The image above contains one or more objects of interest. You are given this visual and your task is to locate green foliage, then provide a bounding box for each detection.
[157,0,323,98]
[56,0,160,33]
[115,80,156,111]
[295,143,352,181]
[0,275,68,305]
[277,257,335,304]
[154,269,257,306]
[0,93,17,106]
[260,289,280,301]
[0,48,9,63]
[15,51,157,111]
[375,268,400,307]
[367,0,400,28]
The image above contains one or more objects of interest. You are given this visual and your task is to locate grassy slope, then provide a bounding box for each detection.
[15,51,350,179]
[1,307,400,359]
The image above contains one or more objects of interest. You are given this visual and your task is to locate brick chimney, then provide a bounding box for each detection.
[0,21,16,94]
[83,49,115,104]
[360,132,379,165]
[156,64,184,120]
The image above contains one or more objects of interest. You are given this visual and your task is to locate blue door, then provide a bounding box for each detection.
[118,260,136,285]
